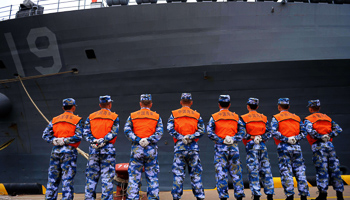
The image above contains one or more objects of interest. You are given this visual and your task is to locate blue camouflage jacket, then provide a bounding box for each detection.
[124,107,163,151]
[83,108,119,155]
[167,107,205,152]
[271,110,306,151]
[304,112,342,149]
[42,111,83,154]
[207,109,245,152]
[241,112,272,151]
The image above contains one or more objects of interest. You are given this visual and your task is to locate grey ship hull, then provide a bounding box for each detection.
[0,2,350,193]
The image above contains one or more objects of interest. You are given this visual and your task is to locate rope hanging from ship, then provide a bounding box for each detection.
[9,70,90,160]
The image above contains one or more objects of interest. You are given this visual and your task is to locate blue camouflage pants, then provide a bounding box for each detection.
[277,148,309,197]
[85,154,116,200]
[172,150,205,199]
[312,142,344,193]
[246,148,274,196]
[214,150,245,199]
[127,146,159,200]
[45,152,77,200]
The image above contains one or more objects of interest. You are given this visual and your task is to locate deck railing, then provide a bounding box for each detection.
[0,0,109,21]
[0,0,230,21]
[0,0,347,21]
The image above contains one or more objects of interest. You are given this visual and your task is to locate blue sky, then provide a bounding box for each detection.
[0,0,96,19]
[0,0,23,8]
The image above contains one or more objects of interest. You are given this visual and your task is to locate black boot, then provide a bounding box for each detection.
[197,198,205,200]
[267,194,273,200]
[286,195,294,200]
[254,195,260,200]
[301,195,307,200]
[337,191,344,200]
[315,192,327,200]
[220,198,228,200]
[237,197,243,200]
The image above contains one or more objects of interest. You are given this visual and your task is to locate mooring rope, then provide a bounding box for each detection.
[17,74,89,160]
[0,69,77,84]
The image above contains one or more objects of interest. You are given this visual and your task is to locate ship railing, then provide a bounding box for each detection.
[0,0,348,21]
[0,0,107,21]
[34,0,108,13]
[0,5,13,21]
[0,0,232,21]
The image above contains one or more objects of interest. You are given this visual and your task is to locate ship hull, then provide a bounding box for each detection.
[0,2,350,192]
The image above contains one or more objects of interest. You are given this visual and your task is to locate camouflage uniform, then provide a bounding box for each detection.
[168,93,205,200]
[271,98,309,198]
[124,94,163,200]
[241,98,274,198]
[84,96,119,200]
[42,98,83,200]
[207,95,245,200]
[304,100,344,195]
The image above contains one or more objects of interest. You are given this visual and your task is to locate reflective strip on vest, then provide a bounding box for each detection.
[212,110,239,139]
[131,109,159,138]
[305,113,333,145]
[52,112,82,148]
[172,107,200,143]
[89,109,118,144]
[241,111,267,146]
[273,111,300,145]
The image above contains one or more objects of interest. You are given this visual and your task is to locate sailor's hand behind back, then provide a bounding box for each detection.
[224,136,233,145]
[254,135,262,144]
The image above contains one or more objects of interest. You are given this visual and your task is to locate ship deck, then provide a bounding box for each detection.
[2,186,350,200]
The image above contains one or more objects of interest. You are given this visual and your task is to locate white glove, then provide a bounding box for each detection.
[57,138,65,146]
[182,135,192,145]
[91,138,104,149]
[254,136,262,144]
[53,138,65,146]
[223,136,233,145]
[321,134,330,142]
[52,138,59,146]
[97,142,106,148]
[185,135,192,143]
[139,138,149,147]
[91,140,99,149]
[96,138,104,144]
[287,136,296,145]
[182,137,188,145]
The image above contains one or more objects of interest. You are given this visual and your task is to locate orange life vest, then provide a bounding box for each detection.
[305,112,333,145]
[131,109,160,139]
[172,107,200,143]
[52,112,82,148]
[212,110,239,139]
[273,111,301,145]
[241,111,267,146]
[89,109,118,144]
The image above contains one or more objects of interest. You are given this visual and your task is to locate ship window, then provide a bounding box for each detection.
[0,60,5,69]
[85,49,96,59]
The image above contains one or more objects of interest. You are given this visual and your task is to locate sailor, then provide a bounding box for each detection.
[207,95,245,200]
[304,100,344,200]
[42,98,83,200]
[271,98,309,200]
[124,94,163,200]
[241,98,274,200]
[167,93,205,200]
[84,95,119,200]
